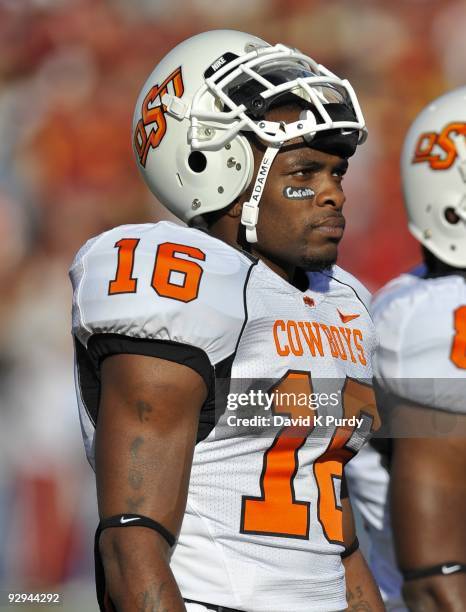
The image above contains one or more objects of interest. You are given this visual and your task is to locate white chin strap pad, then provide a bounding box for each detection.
[453,134,466,184]
[451,134,466,222]
[241,146,280,243]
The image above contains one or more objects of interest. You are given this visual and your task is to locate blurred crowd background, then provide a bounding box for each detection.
[1,0,465,608]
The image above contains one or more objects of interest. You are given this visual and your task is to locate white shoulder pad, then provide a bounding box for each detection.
[372,272,466,413]
[70,221,254,365]
[308,265,372,311]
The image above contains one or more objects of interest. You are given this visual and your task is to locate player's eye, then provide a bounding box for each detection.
[332,169,346,182]
[285,160,322,178]
[290,167,313,177]
[332,161,348,181]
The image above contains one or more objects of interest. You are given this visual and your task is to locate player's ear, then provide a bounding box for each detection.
[225,197,243,219]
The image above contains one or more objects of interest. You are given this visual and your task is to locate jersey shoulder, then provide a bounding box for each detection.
[70,221,255,366]
[308,264,372,312]
[371,269,466,412]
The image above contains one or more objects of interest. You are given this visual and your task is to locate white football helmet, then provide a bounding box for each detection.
[133,29,366,242]
[401,86,466,267]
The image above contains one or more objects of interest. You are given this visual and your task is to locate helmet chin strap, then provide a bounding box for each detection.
[240,145,280,243]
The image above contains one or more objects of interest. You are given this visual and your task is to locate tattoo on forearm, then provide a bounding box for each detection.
[136,400,153,423]
[346,586,373,611]
[136,583,169,612]
[131,436,144,459]
[128,435,145,511]
[129,469,143,490]
[126,496,145,513]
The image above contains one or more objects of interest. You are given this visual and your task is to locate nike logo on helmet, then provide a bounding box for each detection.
[337,309,360,324]
[120,516,141,524]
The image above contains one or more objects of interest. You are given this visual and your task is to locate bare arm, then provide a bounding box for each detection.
[342,494,385,611]
[95,353,208,611]
[391,428,466,612]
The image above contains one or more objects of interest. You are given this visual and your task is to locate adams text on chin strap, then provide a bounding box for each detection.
[241,145,280,243]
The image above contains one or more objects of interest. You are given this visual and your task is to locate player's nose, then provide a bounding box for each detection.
[315,178,345,210]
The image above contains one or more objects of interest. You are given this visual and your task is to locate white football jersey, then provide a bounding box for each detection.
[70,221,378,612]
[373,266,466,413]
[348,267,466,612]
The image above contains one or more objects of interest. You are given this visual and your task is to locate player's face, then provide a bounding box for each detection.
[251,106,348,272]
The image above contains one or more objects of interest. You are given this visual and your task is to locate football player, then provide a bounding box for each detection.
[346,86,466,611]
[70,30,384,611]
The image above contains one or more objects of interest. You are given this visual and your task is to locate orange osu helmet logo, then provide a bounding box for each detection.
[412,122,466,170]
[134,67,185,167]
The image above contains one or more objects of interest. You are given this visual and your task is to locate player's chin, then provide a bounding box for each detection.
[300,241,339,271]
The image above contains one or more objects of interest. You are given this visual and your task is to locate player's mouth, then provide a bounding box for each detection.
[311,215,345,239]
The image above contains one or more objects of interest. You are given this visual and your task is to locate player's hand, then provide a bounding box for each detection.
[402,573,466,612]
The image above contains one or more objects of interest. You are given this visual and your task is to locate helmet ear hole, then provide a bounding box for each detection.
[444,207,460,225]
[188,151,207,173]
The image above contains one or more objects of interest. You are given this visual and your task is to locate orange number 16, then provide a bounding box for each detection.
[108,239,205,303]
[241,372,378,543]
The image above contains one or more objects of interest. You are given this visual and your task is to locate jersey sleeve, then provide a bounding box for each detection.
[70,221,254,455]
[372,275,466,413]
[71,221,252,363]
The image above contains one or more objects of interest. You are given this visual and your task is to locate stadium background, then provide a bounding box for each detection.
[0,0,465,609]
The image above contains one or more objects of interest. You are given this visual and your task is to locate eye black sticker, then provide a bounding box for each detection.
[283,186,315,200]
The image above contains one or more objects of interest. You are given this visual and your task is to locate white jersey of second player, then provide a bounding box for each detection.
[347,266,466,611]
[70,221,379,612]
[373,265,466,413]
